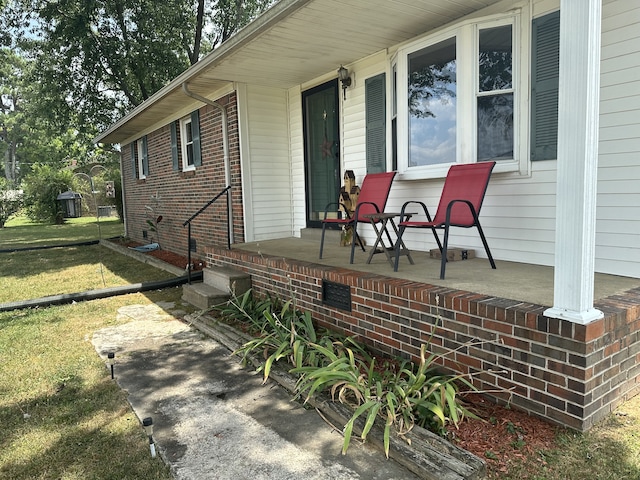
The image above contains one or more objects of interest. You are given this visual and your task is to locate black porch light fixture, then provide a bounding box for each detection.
[337,65,352,99]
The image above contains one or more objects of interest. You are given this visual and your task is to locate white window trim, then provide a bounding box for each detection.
[179,115,196,172]
[136,140,146,180]
[394,9,530,180]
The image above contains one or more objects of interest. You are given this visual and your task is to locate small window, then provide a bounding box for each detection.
[180,116,196,170]
[477,24,514,161]
[178,110,202,171]
[131,136,148,179]
[137,137,148,179]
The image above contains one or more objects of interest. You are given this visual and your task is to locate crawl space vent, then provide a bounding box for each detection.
[322,280,351,311]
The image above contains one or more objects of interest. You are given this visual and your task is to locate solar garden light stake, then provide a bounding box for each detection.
[107,352,115,379]
[143,417,156,458]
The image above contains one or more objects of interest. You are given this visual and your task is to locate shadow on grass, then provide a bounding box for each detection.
[0,308,67,331]
[0,376,171,480]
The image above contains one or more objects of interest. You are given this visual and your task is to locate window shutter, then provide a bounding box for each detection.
[366,73,386,173]
[142,136,149,176]
[130,142,137,179]
[170,121,179,171]
[191,110,202,167]
[531,10,560,161]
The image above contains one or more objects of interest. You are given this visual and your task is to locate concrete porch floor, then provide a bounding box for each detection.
[234,234,640,309]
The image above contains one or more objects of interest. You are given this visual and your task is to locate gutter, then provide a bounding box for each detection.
[182,82,234,245]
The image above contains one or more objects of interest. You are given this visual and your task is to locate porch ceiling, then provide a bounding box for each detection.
[96,0,504,144]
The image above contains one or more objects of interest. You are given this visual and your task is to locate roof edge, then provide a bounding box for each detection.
[94,0,313,144]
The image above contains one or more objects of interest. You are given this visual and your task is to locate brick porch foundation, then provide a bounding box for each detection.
[205,246,640,431]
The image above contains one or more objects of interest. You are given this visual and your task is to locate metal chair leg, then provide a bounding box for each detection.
[319,223,326,259]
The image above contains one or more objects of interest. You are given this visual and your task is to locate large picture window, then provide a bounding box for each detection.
[396,13,523,178]
[408,36,457,167]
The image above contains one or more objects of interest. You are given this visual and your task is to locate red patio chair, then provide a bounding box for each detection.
[393,161,496,279]
[319,171,397,264]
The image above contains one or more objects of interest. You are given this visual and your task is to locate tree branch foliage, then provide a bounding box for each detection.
[5,0,275,133]
[0,0,275,192]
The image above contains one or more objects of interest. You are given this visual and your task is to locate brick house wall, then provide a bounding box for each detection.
[205,245,640,431]
[120,94,244,262]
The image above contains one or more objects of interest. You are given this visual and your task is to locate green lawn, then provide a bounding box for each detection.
[0,216,177,479]
[0,292,178,480]
[0,215,172,303]
[0,215,124,248]
[0,245,175,303]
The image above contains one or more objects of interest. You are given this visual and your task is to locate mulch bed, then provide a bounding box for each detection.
[116,240,206,272]
[447,394,560,478]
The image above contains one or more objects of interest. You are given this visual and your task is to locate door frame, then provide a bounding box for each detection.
[302,80,341,228]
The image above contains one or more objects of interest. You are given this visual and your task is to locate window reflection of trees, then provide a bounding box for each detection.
[478,94,513,160]
[478,25,513,161]
[408,62,456,119]
[479,50,512,91]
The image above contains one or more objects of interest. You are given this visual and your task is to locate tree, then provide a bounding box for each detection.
[2,0,275,208]
[6,0,277,134]
[0,47,27,183]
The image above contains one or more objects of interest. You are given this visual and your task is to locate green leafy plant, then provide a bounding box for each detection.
[227,291,324,381]
[221,290,481,457]
[0,178,23,228]
[293,341,477,456]
[485,450,498,460]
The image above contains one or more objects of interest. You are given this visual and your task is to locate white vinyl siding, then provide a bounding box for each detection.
[275,0,639,279]
[595,0,640,278]
[242,85,292,241]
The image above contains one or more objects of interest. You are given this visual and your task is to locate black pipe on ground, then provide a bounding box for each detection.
[0,238,122,254]
[0,271,202,312]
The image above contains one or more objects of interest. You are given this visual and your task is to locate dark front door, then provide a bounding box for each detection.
[303,80,340,228]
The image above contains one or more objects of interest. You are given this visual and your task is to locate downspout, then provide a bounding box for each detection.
[119,155,129,238]
[181,82,234,244]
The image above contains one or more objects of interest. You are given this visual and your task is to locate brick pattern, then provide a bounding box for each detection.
[205,245,640,431]
[121,94,244,261]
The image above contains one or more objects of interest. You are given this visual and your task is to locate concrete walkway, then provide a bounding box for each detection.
[92,302,421,480]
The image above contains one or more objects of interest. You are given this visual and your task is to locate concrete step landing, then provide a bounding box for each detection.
[182,266,251,311]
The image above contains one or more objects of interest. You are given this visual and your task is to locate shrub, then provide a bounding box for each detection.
[0,178,22,227]
[22,163,74,223]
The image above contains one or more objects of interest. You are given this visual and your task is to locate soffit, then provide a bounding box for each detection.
[97,0,503,144]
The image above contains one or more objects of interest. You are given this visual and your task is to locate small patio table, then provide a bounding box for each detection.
[363,212,415,267]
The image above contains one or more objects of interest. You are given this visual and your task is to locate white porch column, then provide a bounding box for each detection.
[544,0,603,324]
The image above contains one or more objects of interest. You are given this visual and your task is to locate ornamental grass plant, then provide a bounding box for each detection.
[218,289,480,457]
